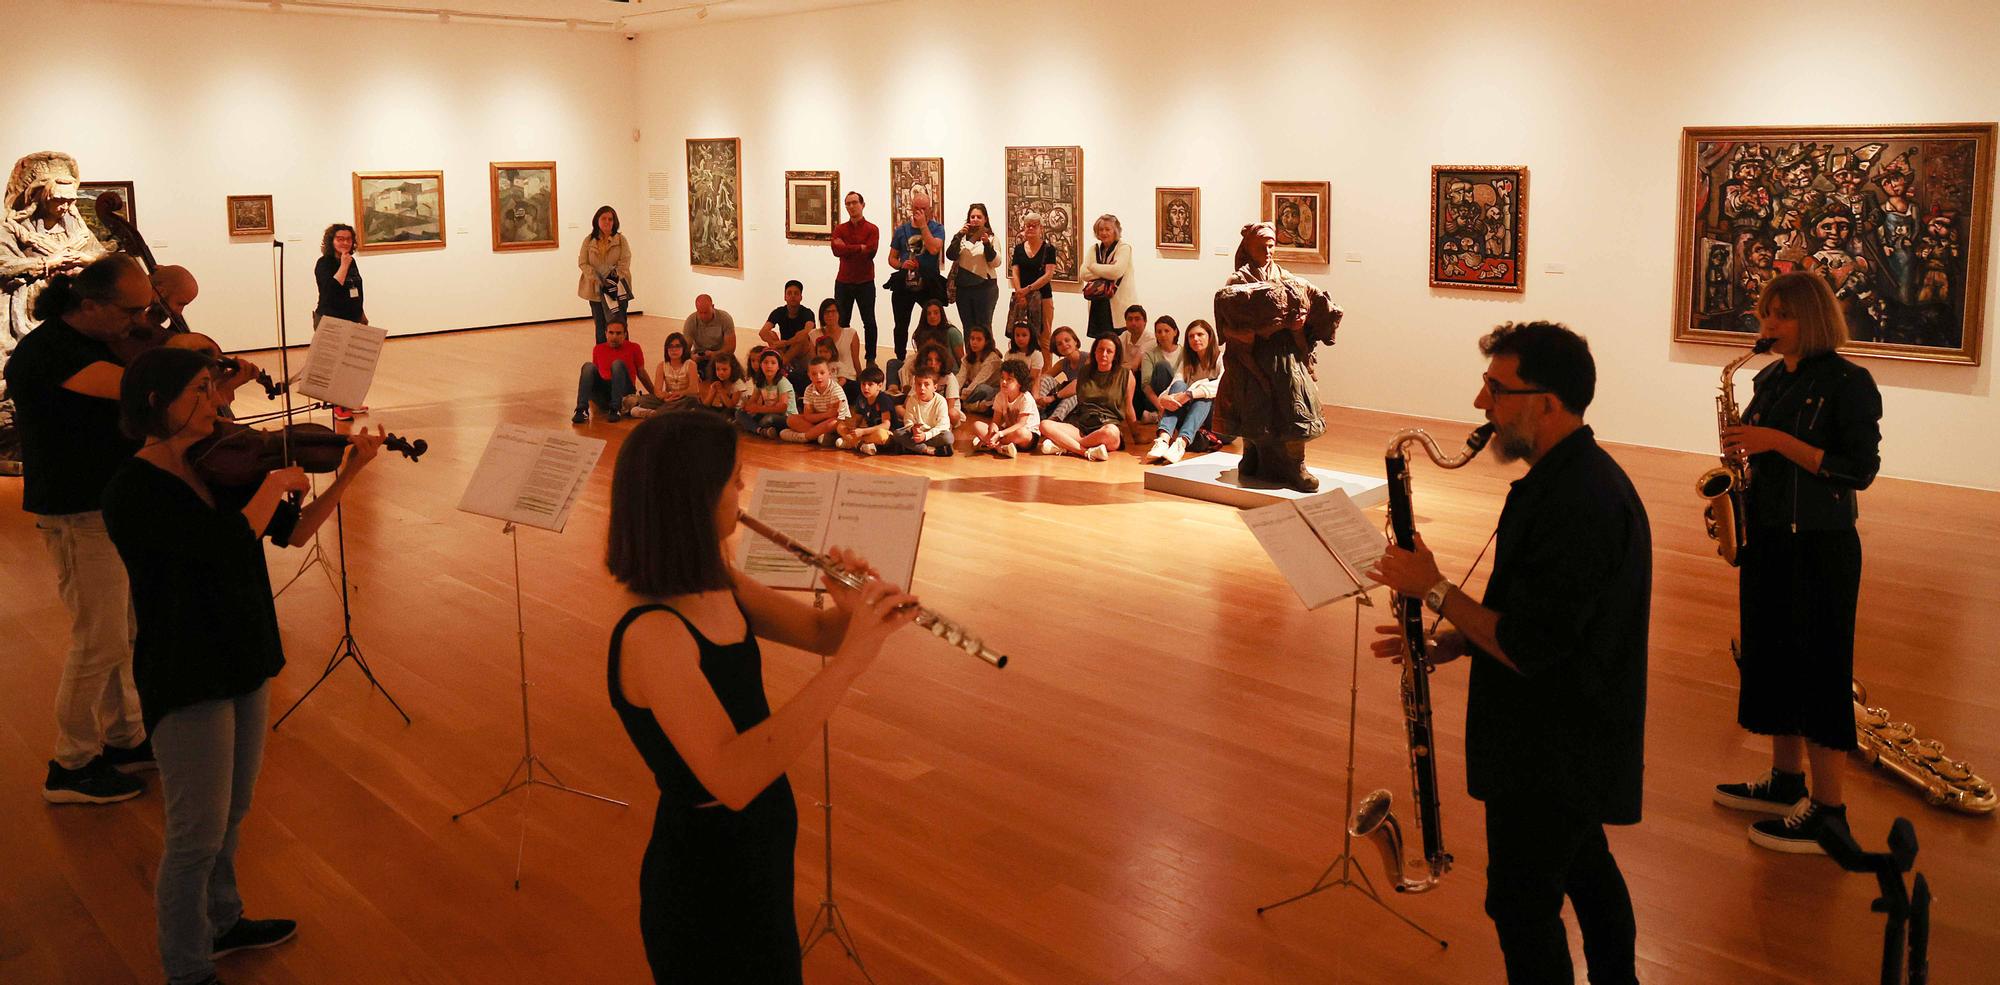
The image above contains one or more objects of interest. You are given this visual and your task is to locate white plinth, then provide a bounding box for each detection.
[1143,452,1389,510]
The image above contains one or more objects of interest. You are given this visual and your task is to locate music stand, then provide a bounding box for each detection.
[797,589,877,984]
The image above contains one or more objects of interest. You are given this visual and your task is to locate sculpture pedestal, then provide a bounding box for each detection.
[1143,452,1389,510]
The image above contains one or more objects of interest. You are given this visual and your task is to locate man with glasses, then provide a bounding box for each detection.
[4,252,160,804]
[883,191,945,366]
[1369,321,1651,985]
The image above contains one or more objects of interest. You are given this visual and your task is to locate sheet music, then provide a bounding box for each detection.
[738,472,840,590]
[821,473,927,593]
[456,424,605,532]
[1294,489,1389,590]
[296,316,386,410]
[1240,500,1362,609]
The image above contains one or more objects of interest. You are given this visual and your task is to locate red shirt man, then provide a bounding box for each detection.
[831,192,879,284]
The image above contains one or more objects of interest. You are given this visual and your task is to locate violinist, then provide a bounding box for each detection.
[100,345,383,985]
[3,252,155,805]
[151,263,198,337]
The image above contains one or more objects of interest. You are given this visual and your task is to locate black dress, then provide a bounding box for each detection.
[1735,351,1882,750]
[608,601,801,985]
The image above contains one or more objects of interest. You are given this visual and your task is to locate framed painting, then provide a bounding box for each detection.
[1261,181,1329,264]
[1430,165,1528,292]
[889,157,944,229]
[1675,123,1994,365]
[352,170,444,252]
[77,181,136,252]
[226,195,274,237]
[1155,187,1199,254]
[490,161,557,251]
[687,138,742,269]
[1004,146,1084,283]
[784,170,839,242]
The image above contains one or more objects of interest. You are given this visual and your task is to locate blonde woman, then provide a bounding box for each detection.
[1079,213,1134,340]
[1008,213,1059,346]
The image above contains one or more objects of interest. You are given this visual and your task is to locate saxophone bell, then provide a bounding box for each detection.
[1350,788,1446,893]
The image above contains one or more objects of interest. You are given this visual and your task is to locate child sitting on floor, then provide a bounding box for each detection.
[626,331,704,418]
[782,356,851,446]
[888,370,954,456]
[837,365,898,456]
[701,352,748,416]
[970,358,1040,459]
[958,324,1003,414]
[735,348,796,438]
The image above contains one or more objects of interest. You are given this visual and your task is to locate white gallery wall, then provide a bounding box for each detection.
[632,0,2000,490]
[0,0,636,354]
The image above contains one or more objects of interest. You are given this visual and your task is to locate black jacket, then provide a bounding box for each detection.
[1744,351,1882,531]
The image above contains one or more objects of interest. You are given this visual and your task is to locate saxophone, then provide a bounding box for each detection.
[1351,423,1494,893]
[1697,337,1775,566]
[1853,681,1996,814]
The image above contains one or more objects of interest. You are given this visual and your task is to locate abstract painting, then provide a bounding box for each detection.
[353,170,445,252]
[1005,146,1084,282]
[1261,181,1329,265]
[490,161,557,251]
[1155,187,1199,254]
[687,138,742,269]
[785,170,839,242]
[1430,165,1527,292]
[889,157,944,228]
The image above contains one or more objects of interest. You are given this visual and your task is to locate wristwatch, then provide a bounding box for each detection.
[1422,579,1452,615]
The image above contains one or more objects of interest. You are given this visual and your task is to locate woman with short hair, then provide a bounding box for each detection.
[1079,213,1134,340]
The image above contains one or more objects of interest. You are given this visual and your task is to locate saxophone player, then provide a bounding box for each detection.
[1370,322,1650,985]
[1712,272,1882,853]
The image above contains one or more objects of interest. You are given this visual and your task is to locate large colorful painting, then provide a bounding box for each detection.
[1155,187,1199,255]
[1430,165,1528,292]
[888,157,944,230]
[687,138,743,269]
[77,181,135,252]
[1675,123,1994,365]
[489,161,557,252]
[1261,181,1329,265]
[352,171,445,252]
[784,170,839,242]
[1005,146,1084,283]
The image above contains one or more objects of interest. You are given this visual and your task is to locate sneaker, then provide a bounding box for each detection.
[858,443,879,456]
[1146,435,1171,462]
[1749,800,1846,855]
[102,738,157,774]
[998,442,1017,460]
[914,443,935,455]
[571,410,588,425]
[606,409,622,423]
[835,436,854,450]
[779,429,809,443]
[818,432,838,447]
[1085,446,1109,462]
[331,405,354,422]
[759,427,780,440]
[212,916,298,958]
[1714,768,1807,815]
[43,758,143,805]
[626,405,655,419]
[1164,438,1187,465]
[1039,439,1059,456]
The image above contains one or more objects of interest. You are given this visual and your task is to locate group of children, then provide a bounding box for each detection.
[573,293,1229,464]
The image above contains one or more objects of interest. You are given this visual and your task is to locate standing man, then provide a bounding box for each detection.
[830,191,880,365]
[4,253,161,803]
[884,192,945,368]
[683,293,737,375]
[1370,321,1649,985]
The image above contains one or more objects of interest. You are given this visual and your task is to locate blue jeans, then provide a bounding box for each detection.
[963,383,999,407]
[590,300,610,344]
[735,410,786,433]
[577,361,632,415]
[1132,362,1178,414]
[154,684,269,985]
[954,276,999,335]
[1157,381,1214,442]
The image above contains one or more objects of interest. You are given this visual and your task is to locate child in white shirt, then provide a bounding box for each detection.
[888,371,954,456]
[970,358,1040,459]
[783,357,851,445]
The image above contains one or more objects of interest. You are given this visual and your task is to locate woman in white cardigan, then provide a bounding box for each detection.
[1079,213,1135,340]
[577,205,633,344]
[1145,318,1225,464]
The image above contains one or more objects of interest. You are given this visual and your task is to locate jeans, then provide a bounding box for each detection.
[589,300,610,344]
[1132,362,1177,415]
[735,410,786,434]
[888,429,953,455]
[954,277,999,336]
[35,511,143,769]
[1483,798,1639,985]
[835,280,880,363]
[963,383,999,408]
[154,685,269,985]
[576,362,632,415]
[1156,381,1215,442]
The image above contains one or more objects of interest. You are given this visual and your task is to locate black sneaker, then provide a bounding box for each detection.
[43,758,144,804]
[212,917,298,958]
[572,410,589,425]
[1749,800,1847,855]
[1713,768,1806,814]
[102,738,157,774]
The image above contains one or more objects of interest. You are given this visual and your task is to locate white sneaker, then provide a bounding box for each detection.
[1085,446,1109,462]
[1039,439,1059,456]
[1147,435,1171,462]
[779,429,809,443]
[627,405,656,419]
[998,442,1018,459]
[1164,438,1187,464]
[859,442,879,456]
[835,436,854,450]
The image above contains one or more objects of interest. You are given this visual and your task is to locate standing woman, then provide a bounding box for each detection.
[1008,214,1058,347]
[948,203,1002,336]
[312,224,369,419]
[579,206,633,344]
[102,347,384,985]
[605,411,915,982]
[1714,271,1882,854]
[1078,214,1134,341]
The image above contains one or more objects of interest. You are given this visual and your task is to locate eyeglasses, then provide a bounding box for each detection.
[1483,376,1550,397]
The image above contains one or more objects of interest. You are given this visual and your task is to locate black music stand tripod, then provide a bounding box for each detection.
[797,586,876,983]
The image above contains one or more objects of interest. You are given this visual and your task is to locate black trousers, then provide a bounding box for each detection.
[886,280,945,362]
[1483,798,1638,985]
[834,280,879,363]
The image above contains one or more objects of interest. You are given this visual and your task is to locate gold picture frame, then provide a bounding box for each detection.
[225,195,274,237]
[490,161,557,252]
[784,170,839,242]
[1429,165,1528,292]
[1154,187,1199,254]
[1261,180,1329,265]
[352,170,445,253]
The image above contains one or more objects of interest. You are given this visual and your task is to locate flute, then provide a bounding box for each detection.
[736,511,1008,669]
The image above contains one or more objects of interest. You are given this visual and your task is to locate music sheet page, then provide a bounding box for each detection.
[456,424,605,532]
[296,316,387,411]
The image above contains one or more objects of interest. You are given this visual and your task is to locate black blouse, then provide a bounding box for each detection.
[314,254,365,322]
[102,459,293,729]
[1012,241,1057,298]
[1743,350,1882,531]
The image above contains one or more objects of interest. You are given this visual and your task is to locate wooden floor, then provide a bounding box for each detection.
[3,317,1996,985]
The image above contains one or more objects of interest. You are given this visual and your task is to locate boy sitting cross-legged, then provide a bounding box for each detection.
[836,365,898,456]
[782,357,851,446]
[887,369,954,456]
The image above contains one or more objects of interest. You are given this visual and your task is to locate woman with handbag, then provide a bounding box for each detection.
[578,206,632,344]
[1079,214,1134,340]
[1008,214,1059,347]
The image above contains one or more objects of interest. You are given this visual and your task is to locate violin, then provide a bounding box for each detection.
[189,419,426,489]
[160,332,285,400]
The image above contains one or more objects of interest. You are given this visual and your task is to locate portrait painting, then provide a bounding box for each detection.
[1155,187,1199,254]
[352,171,445,252]
[1261,181,1330,265]
[1675,123,1994,365]
[77,181,136,252]
[687,138,742,269]
[489,161,557,251]
[1429,165,1528,292]
[226,195,274,237]
[889,157,944,228]
[1005,146,1084,282]
[785,170,840,242]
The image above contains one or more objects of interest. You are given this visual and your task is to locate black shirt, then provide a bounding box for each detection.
[1743,351,1881,531]
[2,319,140,514]
[765,304,812,341]
[102,459,292,730]
[1468,426,1651,825]
[608,601,781,808]
[1012,241,1057,298]
[314,254,365,322]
